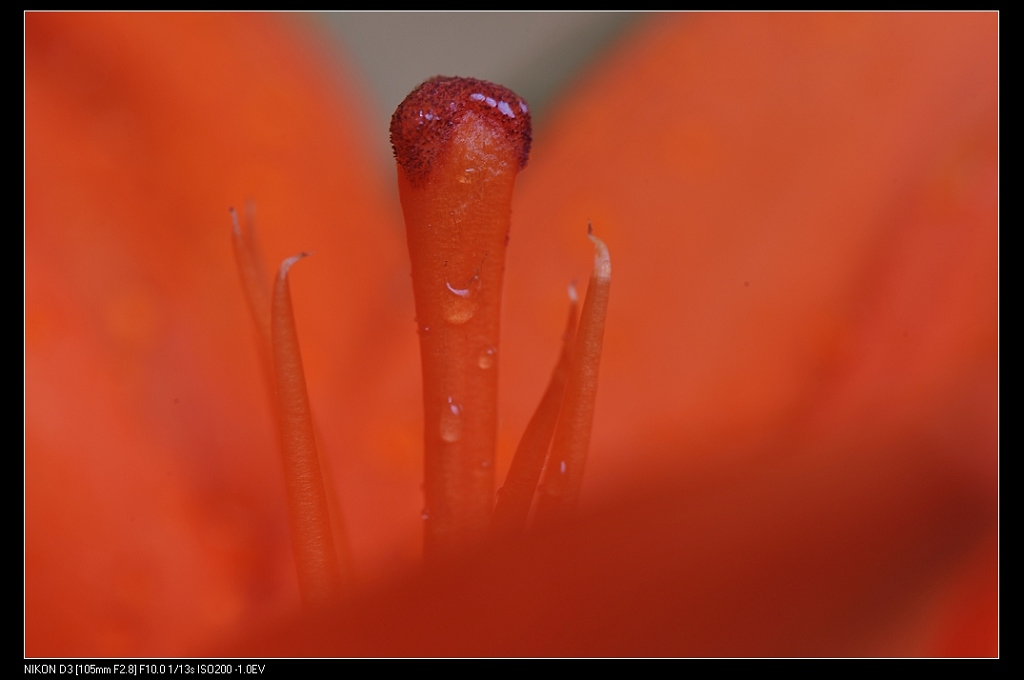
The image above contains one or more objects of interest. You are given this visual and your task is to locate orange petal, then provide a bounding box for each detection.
[219,13,999,657]
[26,13,412,655]
[503,12,996,654]
[27,12,998,657]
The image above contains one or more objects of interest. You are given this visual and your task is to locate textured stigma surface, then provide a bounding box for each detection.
[390,76,532,185]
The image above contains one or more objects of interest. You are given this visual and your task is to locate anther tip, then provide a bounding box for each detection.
[587,228,611,281]
[279,252,312,278]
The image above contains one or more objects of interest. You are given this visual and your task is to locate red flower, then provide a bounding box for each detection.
[26,13,996,656]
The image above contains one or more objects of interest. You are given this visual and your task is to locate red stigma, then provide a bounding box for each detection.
[390,76,532,184]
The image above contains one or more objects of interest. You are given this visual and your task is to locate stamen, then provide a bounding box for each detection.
[271,253,342,604]
[535,227,611,523]
[491,290,579,539]
[230,206,273,381]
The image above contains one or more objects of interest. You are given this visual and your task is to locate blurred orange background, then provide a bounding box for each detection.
[25,13,997,656]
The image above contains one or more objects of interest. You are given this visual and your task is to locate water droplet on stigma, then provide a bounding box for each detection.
[478,346,496,369]
[439,397,463,443]
[442,279,478,325]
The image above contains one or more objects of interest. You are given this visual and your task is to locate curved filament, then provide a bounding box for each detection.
[271,253,343,604]
[535,229,611,524]
[230,206,273,384]
[492,289,579,539]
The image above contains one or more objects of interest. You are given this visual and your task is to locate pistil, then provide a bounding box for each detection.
[391,77,531,559]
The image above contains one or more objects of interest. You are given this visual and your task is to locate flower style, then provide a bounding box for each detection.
[25,13,997,657]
